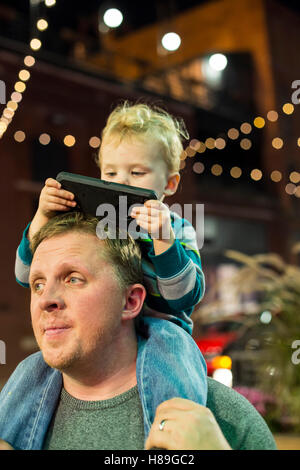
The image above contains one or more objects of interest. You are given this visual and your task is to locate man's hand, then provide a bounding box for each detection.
[0,440,14,450]
[145,398,232,450]
[28,178,76,242]
[130,200,175,255]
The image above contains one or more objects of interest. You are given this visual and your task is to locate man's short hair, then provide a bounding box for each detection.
[30,211,148,337]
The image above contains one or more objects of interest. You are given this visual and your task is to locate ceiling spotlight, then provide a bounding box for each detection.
[45,0,56,7]
[208,53,228,71]
[103,8,123,28]
[161,32,181,52]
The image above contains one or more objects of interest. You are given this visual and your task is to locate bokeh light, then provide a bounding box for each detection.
[253,117,265,128]
[161,32,181,52]
[39,133,51,145]
[14,131,26,143]
[230,167,242,178]
[64,135,76,147]
[282,103,294,115]
[89,136,101,148]
[270,170,282,182]
[250,169,263,181]
[30,38,42,51]
[272,137,284,149]
[193,162,205,174]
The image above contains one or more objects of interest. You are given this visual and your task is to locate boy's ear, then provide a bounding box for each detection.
[164,172,180,197]
[121,284,147,320]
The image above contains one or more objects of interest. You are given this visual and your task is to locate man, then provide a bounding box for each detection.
[0,212,276,450]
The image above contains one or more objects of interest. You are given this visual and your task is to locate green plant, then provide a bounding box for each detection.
[194,249,300,432]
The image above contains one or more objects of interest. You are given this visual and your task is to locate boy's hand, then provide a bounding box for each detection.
[28,178,76,242]
[130,200,175,255]
[38,178,76,218]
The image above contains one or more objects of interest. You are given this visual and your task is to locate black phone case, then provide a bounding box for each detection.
[56,171,157,223]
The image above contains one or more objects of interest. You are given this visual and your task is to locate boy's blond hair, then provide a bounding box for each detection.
[99,101,189,173]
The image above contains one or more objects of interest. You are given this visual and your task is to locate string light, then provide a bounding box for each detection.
[240,123,252,134]
[64,135,76,147]
[11,92,22,103]
[189,139,201,150]
[285,183,296,195]
[250,169,263,181]
[14,82,26,93]
[272,137,284,149]
[267,110,278,122]
[193,162,205,174]
[89,136,101,148]
[240,138,252,150]
[230,167,242,179]
[18,70,31,81]
[253,117,265,128]
[205,137,215,149]
[227,128,239,140]
[0,1,58,140]
[211,164,223,176]
[37,19,48,31]
[186,146,196,157]
[282,103,294,115]
[24,56,35,67]
[289,171,300,184]
[270,170,282,182]
[215,138,226,150]
[14,131,26,143]
[294,186,300,198]
[30,38,42,51]
[39,133,51,145]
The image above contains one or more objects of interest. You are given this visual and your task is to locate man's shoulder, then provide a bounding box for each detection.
[207,378,277,450]
[1,351,59,394]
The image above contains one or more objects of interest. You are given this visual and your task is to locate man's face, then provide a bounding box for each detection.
[30,232,128,374]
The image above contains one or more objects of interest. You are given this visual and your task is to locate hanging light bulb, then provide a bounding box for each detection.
[208,53,228,71]
[161,32,181,52]
[103,8,123,28]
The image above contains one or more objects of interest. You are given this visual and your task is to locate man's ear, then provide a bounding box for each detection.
[121,284,146,320]
[163,172,180,197]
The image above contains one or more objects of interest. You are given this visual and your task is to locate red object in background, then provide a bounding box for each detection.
[195,331,238,375]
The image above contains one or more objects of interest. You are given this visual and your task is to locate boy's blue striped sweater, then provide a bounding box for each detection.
[15,212,205,335]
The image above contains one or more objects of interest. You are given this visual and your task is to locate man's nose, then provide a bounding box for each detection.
[38,284,65,312]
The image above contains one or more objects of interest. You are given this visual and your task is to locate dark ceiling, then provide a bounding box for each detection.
[0,0,299,59]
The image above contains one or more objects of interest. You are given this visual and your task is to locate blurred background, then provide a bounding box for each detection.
[0,0,299,448]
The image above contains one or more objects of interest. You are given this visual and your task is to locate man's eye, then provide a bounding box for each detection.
[131,171,145,176]
[105,172,116,177]
[68,276,83,285]
[33,282,44,292]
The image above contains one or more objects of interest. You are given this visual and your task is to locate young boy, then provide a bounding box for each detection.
[14,102,207,417]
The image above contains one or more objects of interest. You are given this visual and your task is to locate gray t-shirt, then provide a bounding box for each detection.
[43,385,145,450]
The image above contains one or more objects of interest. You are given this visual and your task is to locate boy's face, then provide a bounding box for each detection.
[99,137,175,200]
